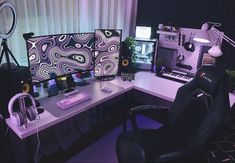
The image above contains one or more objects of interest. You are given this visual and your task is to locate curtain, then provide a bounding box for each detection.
[0,0,138,66]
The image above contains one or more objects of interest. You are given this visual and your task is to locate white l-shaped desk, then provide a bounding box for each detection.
[6,71,235,139]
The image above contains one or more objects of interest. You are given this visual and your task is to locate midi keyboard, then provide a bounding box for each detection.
[160,70,194,83]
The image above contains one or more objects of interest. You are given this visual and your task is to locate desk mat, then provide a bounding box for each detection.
[39,81,124,118]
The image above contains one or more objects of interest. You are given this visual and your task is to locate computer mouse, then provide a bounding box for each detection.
[101,86,113,93]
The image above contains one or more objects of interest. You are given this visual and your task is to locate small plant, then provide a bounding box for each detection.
[123,37,138,72]
[124,37,137,62]
[124,37,135,53]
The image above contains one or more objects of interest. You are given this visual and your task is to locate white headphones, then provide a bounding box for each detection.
[8,93,38,127]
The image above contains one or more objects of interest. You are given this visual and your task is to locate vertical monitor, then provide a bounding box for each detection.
[94,29,122,78]
[26,33,94,83]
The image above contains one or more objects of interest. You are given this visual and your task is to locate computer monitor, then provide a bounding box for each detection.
[135,26,151,39]
[94,29,122,80]
[26,33,94,83]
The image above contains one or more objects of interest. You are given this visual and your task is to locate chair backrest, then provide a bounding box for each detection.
[167,65,230,149]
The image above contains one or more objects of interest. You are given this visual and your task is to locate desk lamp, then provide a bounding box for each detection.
[193,22,235,57]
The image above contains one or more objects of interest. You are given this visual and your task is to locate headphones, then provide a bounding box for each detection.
[8,93,38,127]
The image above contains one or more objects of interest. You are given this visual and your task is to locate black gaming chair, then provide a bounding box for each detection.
[116,65,230,163]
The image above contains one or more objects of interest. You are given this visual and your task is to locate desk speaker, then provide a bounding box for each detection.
[118,41,133,74]
[0,66,33,118]
[119,55,132,73]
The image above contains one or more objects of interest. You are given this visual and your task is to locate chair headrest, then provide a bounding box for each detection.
[195,65,227,96]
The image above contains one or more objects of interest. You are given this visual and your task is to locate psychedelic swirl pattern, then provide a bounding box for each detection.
[27,33,94,83]
[94,29,121,77]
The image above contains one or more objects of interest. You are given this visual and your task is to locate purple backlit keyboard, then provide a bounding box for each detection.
[57,92,91,110]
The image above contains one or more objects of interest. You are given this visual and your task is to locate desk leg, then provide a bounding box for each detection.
[0,122,11,162]
[9,129,32,163]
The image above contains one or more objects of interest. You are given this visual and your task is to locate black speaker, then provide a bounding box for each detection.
[118,42,133,74]
[0,66,33,118]
[119,55,132,73]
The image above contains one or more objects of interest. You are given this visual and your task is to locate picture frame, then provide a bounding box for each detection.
[197,46,216,68]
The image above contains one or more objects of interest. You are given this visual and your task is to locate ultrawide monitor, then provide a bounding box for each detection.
[26,33,94,83]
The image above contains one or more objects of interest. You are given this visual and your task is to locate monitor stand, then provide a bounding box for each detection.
[64,87,75,93]
[75,79,89,86]
[64,74,76,93]
[96,75,115,81]
[74,71,91,86]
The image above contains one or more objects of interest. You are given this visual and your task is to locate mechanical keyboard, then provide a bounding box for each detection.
[161,70,193,83]
[57,92,91,110]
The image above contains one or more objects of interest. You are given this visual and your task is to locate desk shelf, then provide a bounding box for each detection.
[157,30,178,36]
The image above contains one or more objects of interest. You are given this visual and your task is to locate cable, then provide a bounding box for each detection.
[33,121,41,163]
[36,107,41,120]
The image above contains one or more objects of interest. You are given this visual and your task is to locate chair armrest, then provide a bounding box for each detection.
[155,150,188,163]
[130,105,169,114]
[129,105,169,131]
